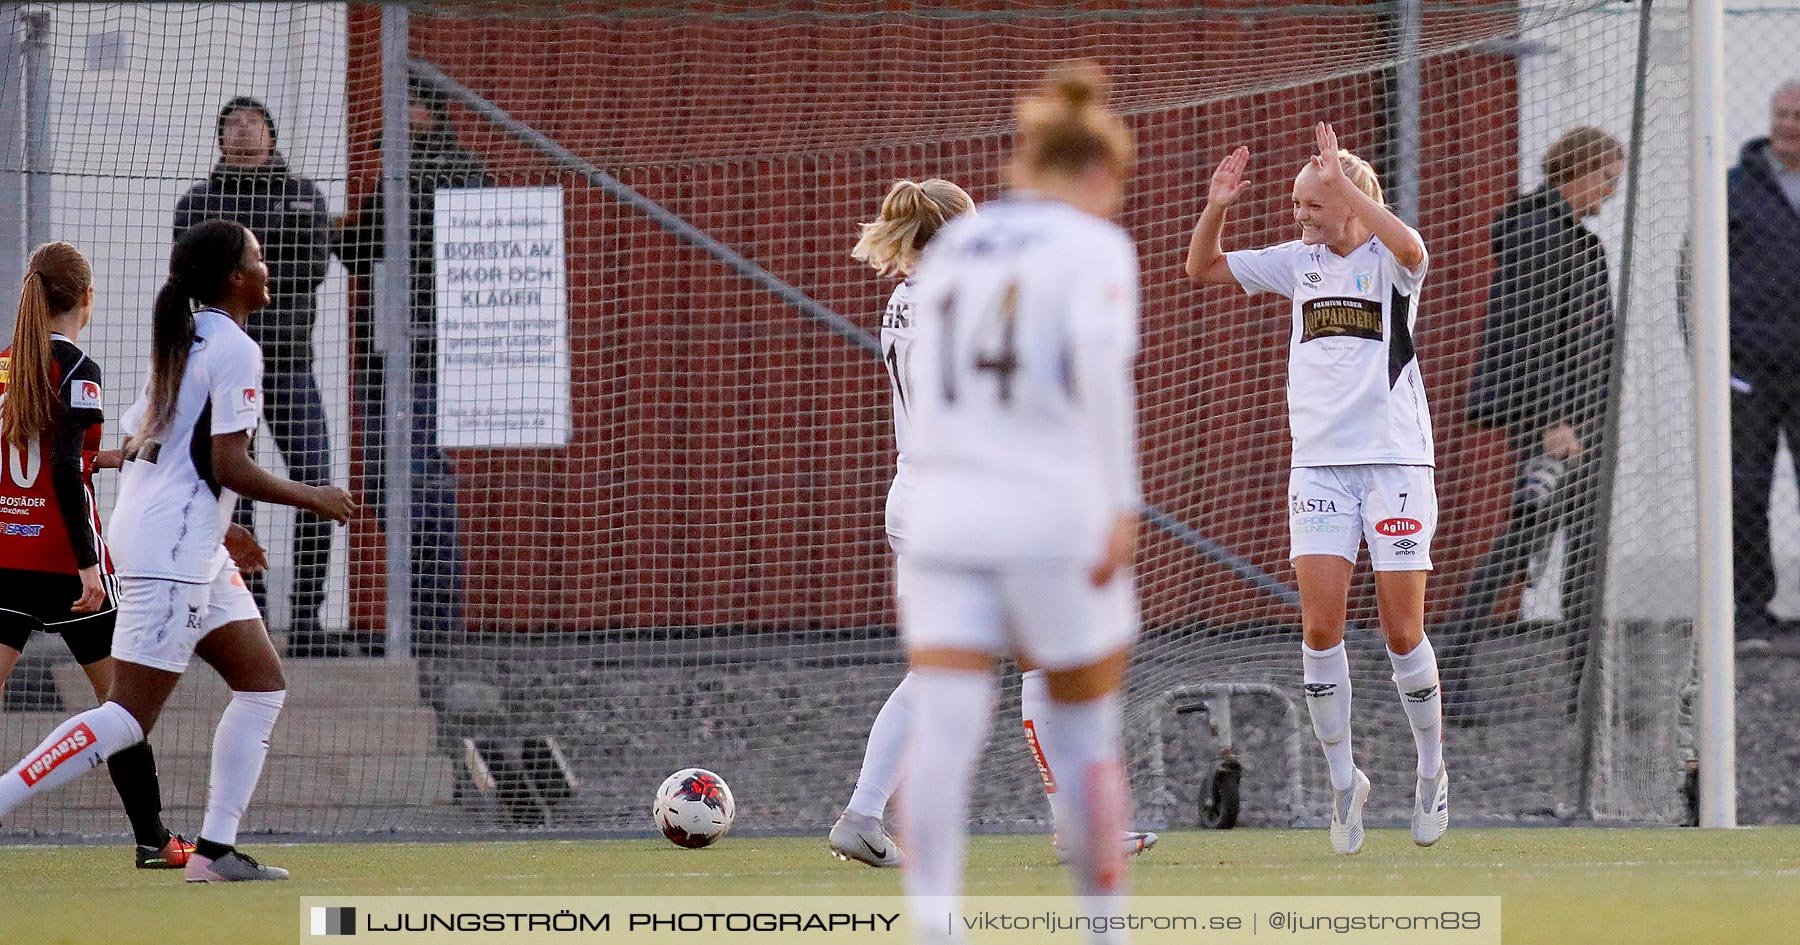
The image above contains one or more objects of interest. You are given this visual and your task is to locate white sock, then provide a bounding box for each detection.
[0,702,143,818]
[846,672,916,818]
[1018,669,1076,830]
[897,670,994,901]
[199,689,285,846]
[1389,638,1445,779]
[1038,692,1130,917]
[1302,642,1356,791]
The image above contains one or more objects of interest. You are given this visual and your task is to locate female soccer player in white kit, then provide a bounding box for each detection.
[898,62,1140,940]
[832,177,979,867]
[1184,123,1448,854]
[0,219,356,880]
[832,180,1156,869]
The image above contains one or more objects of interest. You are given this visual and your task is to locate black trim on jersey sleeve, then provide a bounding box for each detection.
[191,401,221,498]
[1388,287,1416,389]
[49,340,101,569]
[52,342,105,428]
[48,413,99,569]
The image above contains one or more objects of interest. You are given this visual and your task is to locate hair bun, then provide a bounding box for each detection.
[1043,59,1109,110]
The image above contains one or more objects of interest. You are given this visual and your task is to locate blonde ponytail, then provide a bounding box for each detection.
[851,178,975,277]
[1335,150,1385,206]
[1016,59,1133,178]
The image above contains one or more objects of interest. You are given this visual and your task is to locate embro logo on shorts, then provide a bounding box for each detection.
[21,722,95,786]
[1376,518,1422,537]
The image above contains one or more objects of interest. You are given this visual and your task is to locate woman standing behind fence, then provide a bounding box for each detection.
[0,221,355,881]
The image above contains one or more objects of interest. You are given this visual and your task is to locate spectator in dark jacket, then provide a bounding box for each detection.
[1724,81,1800,642]
[338,75,491,671]
[174,97,343,658]
[1457,127,1623,645]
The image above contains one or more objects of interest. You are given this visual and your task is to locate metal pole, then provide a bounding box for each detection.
[1578,0,1659,821]
[20,8,48,253]
[380,4,414,659]
[0,6,27,340]
[1394,0,1422,223]
[1688,0,1736,829]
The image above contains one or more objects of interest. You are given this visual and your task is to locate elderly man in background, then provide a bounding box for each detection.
[1723,81,1800,646]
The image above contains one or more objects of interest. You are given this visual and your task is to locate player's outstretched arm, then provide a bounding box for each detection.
[211,431,356,524]
[1185,146,1252,286]
[1313,121,1426,270]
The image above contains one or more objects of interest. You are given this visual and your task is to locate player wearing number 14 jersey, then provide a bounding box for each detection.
[0,241,189,868]
[1185,122,1448,854]
[830,179,1155,874]
[897,62,1142,939]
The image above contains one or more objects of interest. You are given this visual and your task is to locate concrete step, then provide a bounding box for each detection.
[1,705,439,758]
[52,658,424,712]
[1,801,448,836]
[4,656,457,838]
[0,752,457,817]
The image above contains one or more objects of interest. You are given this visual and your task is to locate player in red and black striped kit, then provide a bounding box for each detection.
[0,241,192,868]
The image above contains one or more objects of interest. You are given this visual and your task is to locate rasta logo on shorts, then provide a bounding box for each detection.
[1301,297,1381,343]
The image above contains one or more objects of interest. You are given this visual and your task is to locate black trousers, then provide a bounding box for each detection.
[1443,446,1606,714]
[1456,446,1606,628]
[232,361,333,628]
[356,339,464,704]
[1730,378,1800,616]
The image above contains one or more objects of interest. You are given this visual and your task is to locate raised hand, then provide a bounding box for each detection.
[1208,146,1253,207]
[1311,121,1347,188]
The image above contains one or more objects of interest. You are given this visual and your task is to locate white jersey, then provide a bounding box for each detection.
[109,308,262,582]
[1226,230,1434,467]
[881,279,918,541]
[905,195,1142,563]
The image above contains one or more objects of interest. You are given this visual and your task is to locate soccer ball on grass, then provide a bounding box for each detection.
[653,768,735,848]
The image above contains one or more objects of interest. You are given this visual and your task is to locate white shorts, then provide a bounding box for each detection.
[111,564,261,673]
[888,533,910,604]
[1289,465,1437,571]
[896,558,1138,671]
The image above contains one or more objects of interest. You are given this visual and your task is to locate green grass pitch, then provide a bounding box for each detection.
[2,828,1794,944]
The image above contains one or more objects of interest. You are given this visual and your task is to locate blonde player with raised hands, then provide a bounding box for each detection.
[1184,122,1448,854]
[899,61,1140,943]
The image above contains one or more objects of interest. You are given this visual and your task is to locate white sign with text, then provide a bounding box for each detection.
[433,186,571,448]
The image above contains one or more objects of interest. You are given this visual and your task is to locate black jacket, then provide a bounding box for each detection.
[338,128,492,336]
[1727,138,1800,373]
[173,154,331,353]
[1468,186,1616,454]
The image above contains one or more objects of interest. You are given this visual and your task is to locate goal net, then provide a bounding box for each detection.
[0,0,1715,838]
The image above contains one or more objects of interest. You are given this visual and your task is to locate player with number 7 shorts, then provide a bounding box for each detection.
[1184,121,1449,854]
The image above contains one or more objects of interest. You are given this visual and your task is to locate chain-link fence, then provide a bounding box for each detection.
[0,1,1785,839]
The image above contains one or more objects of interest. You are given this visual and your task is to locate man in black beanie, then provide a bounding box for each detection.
[174,96,343,657]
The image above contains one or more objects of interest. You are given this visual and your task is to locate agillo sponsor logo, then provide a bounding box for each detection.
[1376,518,1422,537]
